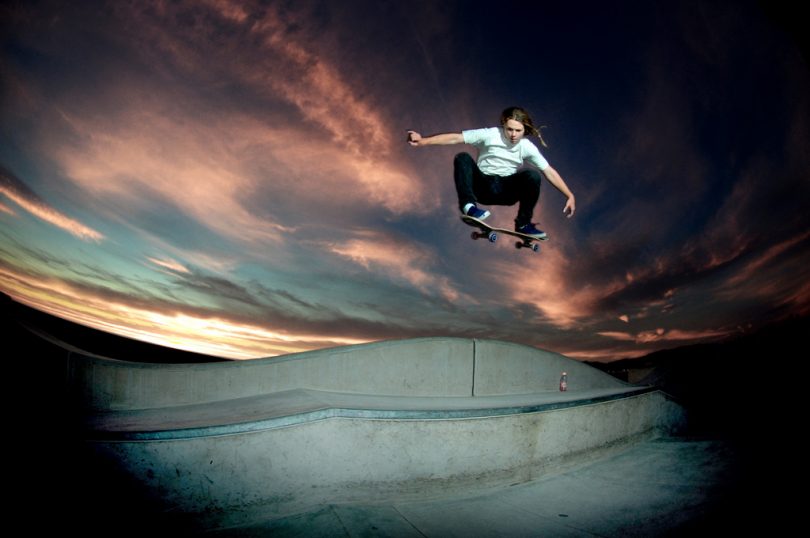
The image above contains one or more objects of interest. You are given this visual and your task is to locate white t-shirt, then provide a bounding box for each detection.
[462,127,549,177]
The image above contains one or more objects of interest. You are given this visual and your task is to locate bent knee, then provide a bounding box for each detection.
[454,152,475,165]
[521,169,543,186]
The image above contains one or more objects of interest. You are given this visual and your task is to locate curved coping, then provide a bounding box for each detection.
[86,386,656,442]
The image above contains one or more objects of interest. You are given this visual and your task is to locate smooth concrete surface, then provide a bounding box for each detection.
[473,339,623,395]
[85,389,684,531]
[66,338,628,411]
[60,337,687,533]
[10,300,792,536]
[201,436,757,537]
[83,386,658,439]
[68,435,772,537]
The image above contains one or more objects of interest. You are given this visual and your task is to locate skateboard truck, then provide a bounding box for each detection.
[470,230,498,243]
[514,239,540,252]
[462,215,542,253]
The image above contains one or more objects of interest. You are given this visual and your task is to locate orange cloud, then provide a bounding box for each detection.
[598,326,729,344]
[0,265,366,359]
[723,231,810,291]
[0,182,104,242]
[565,347,650,362]
[491,245,626,328]
[598,331,635,341]
[147,256,191,274]
[203,0,249,23]
[660,328,729,341]
[242,8,430,213]
[96,1,431,216]
[326,231,465,302]
[51,106,293,245]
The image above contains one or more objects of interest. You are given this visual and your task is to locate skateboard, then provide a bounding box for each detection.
[461,215,547,253]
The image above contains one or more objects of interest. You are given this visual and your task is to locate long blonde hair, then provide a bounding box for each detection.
[500,106,547,147]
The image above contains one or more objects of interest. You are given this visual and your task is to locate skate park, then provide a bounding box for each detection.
[7,295,779,536]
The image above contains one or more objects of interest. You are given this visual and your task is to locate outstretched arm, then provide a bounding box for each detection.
[542,166,576,217]
[407,131,465,146]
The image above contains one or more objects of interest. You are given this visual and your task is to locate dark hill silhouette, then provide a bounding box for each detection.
[587,316,807,436]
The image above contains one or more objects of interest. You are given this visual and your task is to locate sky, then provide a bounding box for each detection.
[2,0,809,361]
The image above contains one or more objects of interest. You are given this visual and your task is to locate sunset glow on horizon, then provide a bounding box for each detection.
[2,0,809,362]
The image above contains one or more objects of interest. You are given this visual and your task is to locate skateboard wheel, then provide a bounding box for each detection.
[515,241,522,249]
[471,232,479,240]
[532,243,540,252]
[488,232,497,242]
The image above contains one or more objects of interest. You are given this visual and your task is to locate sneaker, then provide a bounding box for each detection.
[464,204,490,220]
[516,222,547,240]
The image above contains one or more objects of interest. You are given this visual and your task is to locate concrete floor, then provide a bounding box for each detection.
[201,435,771,537]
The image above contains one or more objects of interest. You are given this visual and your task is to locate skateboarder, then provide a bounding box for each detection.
[407,106,575,239]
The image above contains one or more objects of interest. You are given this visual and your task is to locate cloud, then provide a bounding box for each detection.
[0,201,16,216]
[99,0,432,214]
[237,5,436,214]
[147,256,191,274]
[49,102,289,239]
[2,0,808,364]
[489,244,631,329]
[5,0,448,274]
[326,230,466,303]
[723,231,810,291]
[0,262,367,359]
[598,326,729,344]
[0,167,104,242]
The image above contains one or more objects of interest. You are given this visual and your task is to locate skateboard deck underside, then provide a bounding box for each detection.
[460,215,545,253]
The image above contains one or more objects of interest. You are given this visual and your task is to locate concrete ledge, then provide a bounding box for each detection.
[473,339,623,394]
[88,390,684,530]
[68,337,629,411]
[69,338,475,410]
[62,337,685,531]
[83,386,657,441]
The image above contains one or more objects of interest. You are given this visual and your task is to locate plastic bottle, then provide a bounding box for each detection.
[559,372,568,392]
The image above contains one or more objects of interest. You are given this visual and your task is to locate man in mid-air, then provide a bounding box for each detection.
[408,106,575,239]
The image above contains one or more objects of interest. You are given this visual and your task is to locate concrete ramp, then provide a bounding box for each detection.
[71,337,685,532]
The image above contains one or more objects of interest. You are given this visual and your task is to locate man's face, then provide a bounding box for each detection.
[502,119,525,144]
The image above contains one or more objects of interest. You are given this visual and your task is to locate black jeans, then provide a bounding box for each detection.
[453,152,542,227]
